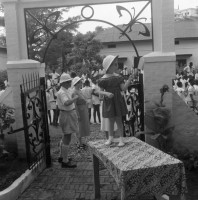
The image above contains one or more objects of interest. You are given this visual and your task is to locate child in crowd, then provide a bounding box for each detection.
[175,81,185,101]
[185,79,196,108]
[92,79,101,124]
[46,89,52,125]
[81,80,93,122]
[98,55,133,147]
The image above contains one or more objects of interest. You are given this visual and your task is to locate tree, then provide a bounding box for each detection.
[25,7,80,70]
[94,26,105,34]
[69,31,103,76]
[44,30,74,72]
[0,4,5,47]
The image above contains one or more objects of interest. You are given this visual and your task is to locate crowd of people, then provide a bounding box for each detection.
[45,55,135,168]
[173,61,198,113]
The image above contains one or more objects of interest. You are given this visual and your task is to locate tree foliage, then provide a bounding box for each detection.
[26,7,80,68]
[69,31,103,76]
[25,7,104,74]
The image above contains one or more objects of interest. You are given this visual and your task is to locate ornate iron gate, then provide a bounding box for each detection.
[10,73,51,169]
[123,72,144,138]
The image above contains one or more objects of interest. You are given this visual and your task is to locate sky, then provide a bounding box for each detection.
[174,0,198,10]
[0,0,198,36]
[63,0,198,34]
[65,1,151,34]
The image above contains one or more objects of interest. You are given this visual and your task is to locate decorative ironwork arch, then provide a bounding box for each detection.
[25,1,151,64]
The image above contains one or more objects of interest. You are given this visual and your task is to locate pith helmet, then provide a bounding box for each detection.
[59,73,72,84]
[102,55,118,73]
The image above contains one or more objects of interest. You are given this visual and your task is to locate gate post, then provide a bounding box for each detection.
[143,0,175,110]
[6,60,44,158]
[40,75,51,168]
[143,0,176,147]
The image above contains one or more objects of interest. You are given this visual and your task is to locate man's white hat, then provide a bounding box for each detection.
[103,55,118,73]
[72,76,82,86]
[59,73,72,84]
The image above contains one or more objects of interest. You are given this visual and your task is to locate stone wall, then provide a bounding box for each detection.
[172,91,198,153]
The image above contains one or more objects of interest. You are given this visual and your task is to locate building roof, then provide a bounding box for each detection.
[95,20,198,43]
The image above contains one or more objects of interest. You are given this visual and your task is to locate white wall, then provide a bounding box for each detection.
[99,41,152,67]
[175,39,198,67]
[100,38,198,69]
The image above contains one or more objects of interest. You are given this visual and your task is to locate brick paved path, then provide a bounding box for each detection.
[18,161,122,200]
[17,123,122,200]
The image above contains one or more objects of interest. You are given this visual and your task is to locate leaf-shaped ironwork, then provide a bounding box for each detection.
[116,2,150,38]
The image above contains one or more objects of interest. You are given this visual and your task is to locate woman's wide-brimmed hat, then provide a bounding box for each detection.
[59,73,72,84]
[103,55,118,73]
[72,76,82,86]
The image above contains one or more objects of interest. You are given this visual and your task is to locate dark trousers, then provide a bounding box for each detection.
[88,108,91,122]
[53,106,60,126]
[48,110,52,124]
[93,104,101,123]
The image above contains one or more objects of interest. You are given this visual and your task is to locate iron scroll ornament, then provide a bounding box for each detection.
[26,92,45,154]
[25,1,151,63]
[116,3,150,37]
[8,76,46,154]
[8,90,46,154]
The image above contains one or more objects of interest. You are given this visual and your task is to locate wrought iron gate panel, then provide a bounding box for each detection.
[123,72,144,138]
[20,73,51,169]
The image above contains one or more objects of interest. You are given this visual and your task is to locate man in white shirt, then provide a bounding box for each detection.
[184,62,195,78]
[57,73,79,168]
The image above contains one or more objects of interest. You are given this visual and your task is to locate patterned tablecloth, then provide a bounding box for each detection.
[88,137,187,200]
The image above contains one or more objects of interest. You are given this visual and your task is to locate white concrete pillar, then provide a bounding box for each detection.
[143,0,176,149]
[143,0,176,111]
[3,0,21,61]
[152,0,175,52]
[7,60,43,158]
[144,52,175,110]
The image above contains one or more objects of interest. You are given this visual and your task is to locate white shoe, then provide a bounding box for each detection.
[105,136,113,145]
[118,137,125,147]
[118,141,125,147]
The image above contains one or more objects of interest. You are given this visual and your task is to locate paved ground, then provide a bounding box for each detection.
[17,124,122,200]
[17,123,198,200]
[18,161,121,200]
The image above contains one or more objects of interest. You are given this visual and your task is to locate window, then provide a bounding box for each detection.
[107,44,116,48]
[175,40,179,45]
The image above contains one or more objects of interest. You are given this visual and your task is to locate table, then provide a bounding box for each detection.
[87,137,187,200]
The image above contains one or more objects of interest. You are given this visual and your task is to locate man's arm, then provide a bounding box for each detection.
[62,94,78,106]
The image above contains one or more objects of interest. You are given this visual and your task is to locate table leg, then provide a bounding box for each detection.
[93,154,100,199]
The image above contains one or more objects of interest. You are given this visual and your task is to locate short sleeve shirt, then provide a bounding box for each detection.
[57,87,75,111]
